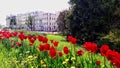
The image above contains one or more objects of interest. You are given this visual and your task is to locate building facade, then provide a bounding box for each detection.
[6,11,59,31]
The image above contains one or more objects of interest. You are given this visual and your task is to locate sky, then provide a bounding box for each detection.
[0,0,70,26]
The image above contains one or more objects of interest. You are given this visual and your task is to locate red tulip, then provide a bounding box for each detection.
[16,42,21,47]
[58,51,62,57]
[53,41,59,47]
[29,43,33,46]
[67,36,77,44]
[20,32,23,34]
[38,36,48,43]
[11,40,14,42]
[38,36,43,42]
[33,36,37,40]
[18,33,26,41]
[44,43,50,50]
[100,44,110,56]
[11,45,14,48]
[96,60,101,65]
[71,37,77,44]
[42,37,48,43]
[50,40,54,43]
[49,47,56,58]
[83,42,98,53]
[63,46,69,55]
[12,32,18,36]
[105,50,119,61]
[104,50,120,68]
[77,49,84,56]
[28,35,36,44]
[50,46,55,50]
[38,45,44,51]
[30,38,35,43]
[67,36,72,42]
[0,36,3,40]
[28,35,32,39]
[3,32,12,39]
[111,58,120,68]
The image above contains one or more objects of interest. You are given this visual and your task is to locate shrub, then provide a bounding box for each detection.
[100,29,120,52]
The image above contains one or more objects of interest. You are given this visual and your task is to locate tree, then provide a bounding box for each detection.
[0,24,2,29]
[110,8,120,29]
[25,15,34,31]
[9,18,16,29]
[65,0,119,43]
[57,10,69,34]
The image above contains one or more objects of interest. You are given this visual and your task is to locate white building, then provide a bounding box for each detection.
[6,11,59,31]
[42,13,58,31]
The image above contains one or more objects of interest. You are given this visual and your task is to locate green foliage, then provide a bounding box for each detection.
[25,15,34,30]
[65,0,120,43]
[101,29,120,51]
[9,18,17,29]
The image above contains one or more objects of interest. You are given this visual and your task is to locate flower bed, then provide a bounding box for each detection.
[0,30,119,68]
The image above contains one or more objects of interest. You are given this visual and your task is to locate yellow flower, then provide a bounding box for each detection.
[62,61,67,64]
[71,66,75,68]
[71,57,76,61]
[19,53,23,56]
[40,60,44,65]
[65,59,69,62]
[102,65,105,68]
[22,60,27,64]
[28,55,33,59]
[73,61,75,64]
[31,66,34,68]
[26,58,30,62]
[34,56,37,59]
[26,51,30,54]
[42,64,46,68]
[21,63,24,66]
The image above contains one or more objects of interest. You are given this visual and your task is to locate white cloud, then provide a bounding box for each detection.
[0,0,70,26]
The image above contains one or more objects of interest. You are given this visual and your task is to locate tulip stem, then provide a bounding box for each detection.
[104,57,106,68]
[73,44,77,67]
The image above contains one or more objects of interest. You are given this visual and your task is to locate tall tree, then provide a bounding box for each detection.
[0,24,2,29]
[9,18,16,29]
[25,15,34,30]
[65,0,119,43]
[111,7,120,29]
[57,10,69,34]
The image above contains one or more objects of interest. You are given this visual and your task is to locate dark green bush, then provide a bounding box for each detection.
[99,29,120,52]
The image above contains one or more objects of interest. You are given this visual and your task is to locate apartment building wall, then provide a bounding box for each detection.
[42,13,59,31]
[6,11,59,31]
